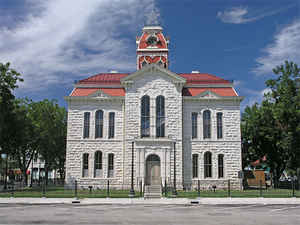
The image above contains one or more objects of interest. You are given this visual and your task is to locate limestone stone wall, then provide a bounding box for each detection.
[65,72,243,190]
[182,99,242,190]
[124,71,183,187]
[65,99,125,188]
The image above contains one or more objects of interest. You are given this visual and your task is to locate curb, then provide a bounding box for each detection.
[0,197,300,205]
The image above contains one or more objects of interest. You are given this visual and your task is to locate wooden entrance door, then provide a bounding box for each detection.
[145,154,161,185]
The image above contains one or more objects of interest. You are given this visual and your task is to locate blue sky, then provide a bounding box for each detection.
[0,0,299,110]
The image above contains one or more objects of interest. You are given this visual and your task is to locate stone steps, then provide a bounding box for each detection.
[144,185,162,198]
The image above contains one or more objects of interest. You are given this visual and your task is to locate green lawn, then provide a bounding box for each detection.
[0,186,299,198]
[175,189,300,198]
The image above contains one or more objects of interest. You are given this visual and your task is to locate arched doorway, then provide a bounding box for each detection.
[145,154,161,185]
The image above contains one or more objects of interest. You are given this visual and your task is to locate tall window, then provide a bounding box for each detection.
[217,112,223,139]
[141,95,150,137]
[192,112,198,139]
[203,110,211,139]
[83,112,90,138]
[95,110,104,138]
[218,154,224,178]
[94,151,103,177]
[204,152,212,178]
[192,154,198,178]
[156,95,165,137]
[108,153,114,178]
[82,153,89,177]
[108,112,115,138]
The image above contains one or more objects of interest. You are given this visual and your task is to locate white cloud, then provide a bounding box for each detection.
[217,7,249,24]
[0,0,159,92]
[239,87,271,111]
[217,5,294,24]
[254,19,300,75]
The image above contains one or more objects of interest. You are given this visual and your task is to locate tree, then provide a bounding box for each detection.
[0,62,23,153]
[9,99,39,185]
[265,61,300,178]
[242,61,300,186]
[29,99,67,184]
[242,102,289,185]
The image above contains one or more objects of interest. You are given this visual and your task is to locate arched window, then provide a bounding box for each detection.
[203,110,211,139]
[83,112,90,138]
[82,153,89,177]
[156,95,165,137]
[218,154,224,178]
[108,153,114,178]
[95,110,103,138]
[94,151,103,177]
[141,95,150,137]
[204,152,212,178]
[108,112,115,138]
[217,112,223,139]
[192,154,198,178]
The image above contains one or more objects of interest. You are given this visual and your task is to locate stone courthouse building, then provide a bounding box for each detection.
[65,25,243,191]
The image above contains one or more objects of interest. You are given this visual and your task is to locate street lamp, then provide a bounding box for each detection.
[172,141,177,196]
[30,150,37,187]
[129,141,135,197]
[1,152,8,190]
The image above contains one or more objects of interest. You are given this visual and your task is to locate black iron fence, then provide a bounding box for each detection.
[0,178,299,198]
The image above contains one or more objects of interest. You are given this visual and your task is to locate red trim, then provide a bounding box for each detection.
[182,87,237,97]
[71,88,125,97]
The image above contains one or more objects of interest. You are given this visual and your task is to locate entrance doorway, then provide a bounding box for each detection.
[145,154,161,185]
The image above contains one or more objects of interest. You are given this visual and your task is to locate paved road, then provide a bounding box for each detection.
[0,204,300,225]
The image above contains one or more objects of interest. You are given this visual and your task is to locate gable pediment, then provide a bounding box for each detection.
[197,90,221,99]
[88,89,110,98]
[121,64,186,85]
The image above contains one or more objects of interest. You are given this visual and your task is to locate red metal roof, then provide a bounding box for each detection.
[78,73,129,85]
[71,88,99,96]
[182,87,237,97]
[76,73,231,85]
[71,88,125,97]
[178,73,231,85]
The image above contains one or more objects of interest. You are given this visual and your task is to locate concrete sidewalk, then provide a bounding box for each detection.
[0,197,300,205]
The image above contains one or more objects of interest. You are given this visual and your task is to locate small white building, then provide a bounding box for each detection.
[28,157,57,183]
[65,25,243,190]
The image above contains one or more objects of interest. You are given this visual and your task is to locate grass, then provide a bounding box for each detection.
[0,186,142,198]
[175,188,300,198]
[0,186,299,198]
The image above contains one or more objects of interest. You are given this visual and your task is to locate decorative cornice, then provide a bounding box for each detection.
[183,96,244,102]
[184,83,234,88]
[74,84,123,88]
[121,64,186,84]
[137,48,169,52]
[64,96,124,102]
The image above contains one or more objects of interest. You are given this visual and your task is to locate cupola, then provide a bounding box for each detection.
[136,25,169,70]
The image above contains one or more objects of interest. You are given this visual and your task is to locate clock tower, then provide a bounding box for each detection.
[136,25,169,70]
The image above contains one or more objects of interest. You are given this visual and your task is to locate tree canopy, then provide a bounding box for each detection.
[242,61,300,182]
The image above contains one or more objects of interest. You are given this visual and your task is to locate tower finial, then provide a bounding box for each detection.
[145,7,160,26]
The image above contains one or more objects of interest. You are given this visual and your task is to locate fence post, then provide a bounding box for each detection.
[74,180,78,199]
[140,180,142,197]
[43,179,46,197]
[11,183,14,198]
[259,180,262,197]
[165,178,168,198]
[197,180,200,198]
[107,179,110,198]
[292,178,295,197]
[228,179,231,197]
